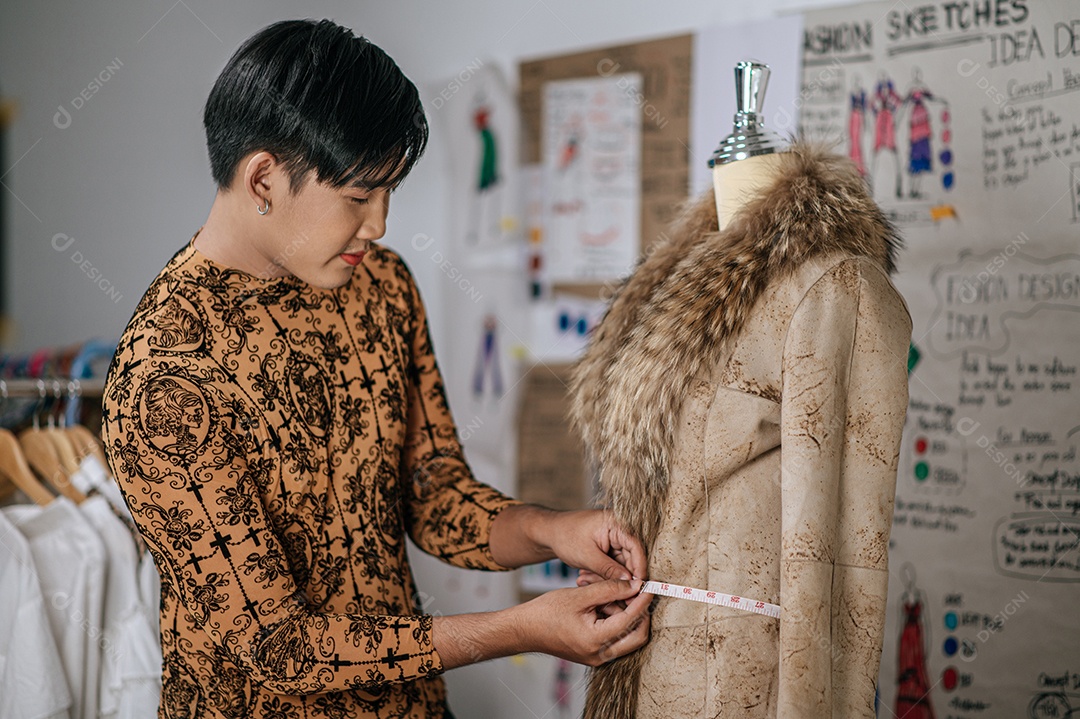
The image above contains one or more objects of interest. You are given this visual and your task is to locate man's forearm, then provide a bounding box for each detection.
[432,608,524,670]
[430,579,653,671]
[488,504,559,569]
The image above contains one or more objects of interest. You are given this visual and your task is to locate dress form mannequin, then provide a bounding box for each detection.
[713,153,782,229]
[710,61,786,230]
[575,59,912,719]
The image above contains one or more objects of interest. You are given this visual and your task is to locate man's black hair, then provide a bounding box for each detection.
[203,18,428,193]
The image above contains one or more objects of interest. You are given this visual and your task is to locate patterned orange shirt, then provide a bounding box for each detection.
[102,234,520,718]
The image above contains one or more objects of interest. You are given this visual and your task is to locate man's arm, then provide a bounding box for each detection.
[393,254,646,582]
[433,578,652,669]
[489,505,648,581]
[387,251,652,665]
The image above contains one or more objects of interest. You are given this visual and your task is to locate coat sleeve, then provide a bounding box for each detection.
[393,257,523,570]
[778,257,912,717]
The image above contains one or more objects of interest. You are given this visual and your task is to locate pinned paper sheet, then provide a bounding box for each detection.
[543,74,642,282]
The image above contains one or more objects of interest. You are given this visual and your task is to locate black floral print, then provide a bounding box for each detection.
[102,235,520,718]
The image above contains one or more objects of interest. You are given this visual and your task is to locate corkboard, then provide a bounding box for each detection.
[515,363,590,512]
[519,33,694,295]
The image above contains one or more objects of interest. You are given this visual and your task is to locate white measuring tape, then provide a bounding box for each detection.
[641,580,781,619]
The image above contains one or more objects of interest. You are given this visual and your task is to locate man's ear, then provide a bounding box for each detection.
[241,151,279,207]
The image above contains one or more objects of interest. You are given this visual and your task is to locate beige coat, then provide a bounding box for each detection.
[571,145,913,718]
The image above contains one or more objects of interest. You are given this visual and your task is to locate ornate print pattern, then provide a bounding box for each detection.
[102,236,520,718]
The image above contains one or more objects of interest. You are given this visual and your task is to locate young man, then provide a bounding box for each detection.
[102,18,650,719]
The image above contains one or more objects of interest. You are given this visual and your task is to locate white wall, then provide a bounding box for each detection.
[0,1,853,716]
[0,0,852,355]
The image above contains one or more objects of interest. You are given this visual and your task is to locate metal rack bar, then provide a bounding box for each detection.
[0,377,105,398]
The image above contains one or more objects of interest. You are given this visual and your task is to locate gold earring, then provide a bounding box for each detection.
[256,199,270,215]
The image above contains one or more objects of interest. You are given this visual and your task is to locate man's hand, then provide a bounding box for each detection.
[517,578,652,666]
[433,578,652,670]
[545,509,646,583]
[490,505,647,583]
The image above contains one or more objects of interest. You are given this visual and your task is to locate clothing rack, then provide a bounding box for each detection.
[0,377,105,399]
[65,340,115,426]
[0,340,115,431]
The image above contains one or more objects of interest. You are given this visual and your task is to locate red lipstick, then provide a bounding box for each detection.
[340,251,365,266]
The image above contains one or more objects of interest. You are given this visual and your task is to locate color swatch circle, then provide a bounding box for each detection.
[943,667,959,691]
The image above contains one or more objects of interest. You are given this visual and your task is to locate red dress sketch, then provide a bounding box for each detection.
[896,567,936,719]
[849,84,868,176]
[873,77,901,153]
[871,74,903,198]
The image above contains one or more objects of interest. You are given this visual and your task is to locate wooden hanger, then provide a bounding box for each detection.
[0,465,14,502]
[44,380,82,476]
[0,382,35,503]
[46,428,81,476]
[13,379,86,503]
[19,428,86,504]
[0,429,55,506]
[66,424,109,468]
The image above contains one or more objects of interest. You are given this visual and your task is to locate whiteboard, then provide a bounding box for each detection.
[800,2,1080,716]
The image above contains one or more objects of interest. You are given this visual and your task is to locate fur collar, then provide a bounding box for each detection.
[570,143,900,548]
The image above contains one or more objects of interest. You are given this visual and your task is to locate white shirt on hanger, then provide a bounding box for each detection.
[0,511,72,719]
[69,455,131,522]
[79,496,161,719]
[4,497,107,719]
[137,548,161,648]
[70,454,161,649]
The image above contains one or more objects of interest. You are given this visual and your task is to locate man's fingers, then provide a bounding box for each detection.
[598,609,650,662]
[596,600,625,617]
[593,590,652,662]
[619,583,653,618]
[534,579,653,667]
[594,554,632,581]
[579,577,643,607]
[593,583,652,638]
[609,527,648,580]
[577,569,603,587]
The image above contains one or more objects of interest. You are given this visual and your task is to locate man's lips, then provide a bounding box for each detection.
[340,251,366,266]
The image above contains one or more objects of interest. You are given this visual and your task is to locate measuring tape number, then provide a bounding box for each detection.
[641,580,781,619]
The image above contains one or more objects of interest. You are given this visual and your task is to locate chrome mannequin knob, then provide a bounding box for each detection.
[708,60,787,167]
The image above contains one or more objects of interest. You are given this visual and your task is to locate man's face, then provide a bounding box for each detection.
[259,170,393,289]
